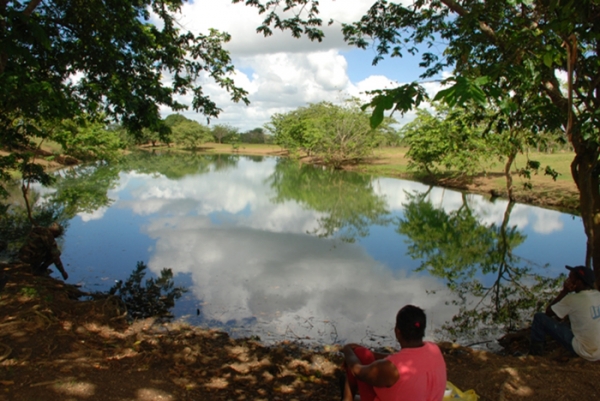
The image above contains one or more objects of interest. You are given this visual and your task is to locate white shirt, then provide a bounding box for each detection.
[551,289,600,361]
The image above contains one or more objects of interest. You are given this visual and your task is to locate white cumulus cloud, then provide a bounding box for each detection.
[152,0,439,131]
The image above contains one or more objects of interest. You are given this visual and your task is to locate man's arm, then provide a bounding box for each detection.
[49,239,68,280]
[545,278,575,317]
[53,255,68,280]
[342,345,399,388]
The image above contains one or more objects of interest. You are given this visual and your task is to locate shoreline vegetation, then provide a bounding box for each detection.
[154,143,581,214]
[4,142,580,213]
[1,143,593,400]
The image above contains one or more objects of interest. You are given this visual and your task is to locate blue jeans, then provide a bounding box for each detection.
[531,312,576,355]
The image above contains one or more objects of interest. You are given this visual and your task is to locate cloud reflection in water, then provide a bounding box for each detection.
[144,215,455,346]
[61,156,583,347]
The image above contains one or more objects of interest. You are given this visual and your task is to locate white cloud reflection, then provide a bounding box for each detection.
[374,178,565,235]
[143,215,456,345]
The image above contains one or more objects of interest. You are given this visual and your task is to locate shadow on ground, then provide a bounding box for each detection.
[1,263,599,401]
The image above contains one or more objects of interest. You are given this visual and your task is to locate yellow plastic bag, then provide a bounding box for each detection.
[443,381,479,400]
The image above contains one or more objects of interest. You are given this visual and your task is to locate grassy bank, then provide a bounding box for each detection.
[350,147,580,213]
[195,144,579,213]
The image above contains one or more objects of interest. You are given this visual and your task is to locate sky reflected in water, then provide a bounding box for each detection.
[56,155,585,348]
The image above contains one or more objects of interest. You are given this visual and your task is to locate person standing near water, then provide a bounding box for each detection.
[341,305,447,401]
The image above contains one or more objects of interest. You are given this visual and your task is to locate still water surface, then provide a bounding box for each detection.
[47,153,585,348]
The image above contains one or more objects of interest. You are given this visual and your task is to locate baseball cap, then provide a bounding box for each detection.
[566,265,596,288]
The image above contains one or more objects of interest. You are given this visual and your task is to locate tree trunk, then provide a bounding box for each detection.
[504,149,517,201]
[571,147,600,289]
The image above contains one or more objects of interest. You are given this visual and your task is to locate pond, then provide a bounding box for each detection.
[20,152,587,348]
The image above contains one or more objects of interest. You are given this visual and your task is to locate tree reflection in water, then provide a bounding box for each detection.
[398,190,563,342]
[267,159,391,242]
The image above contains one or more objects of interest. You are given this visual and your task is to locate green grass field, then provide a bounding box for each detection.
[354,147,579,211]
[362,147,575,181]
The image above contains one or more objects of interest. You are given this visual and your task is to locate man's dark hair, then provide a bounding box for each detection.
[395,305,426,342]
[48,222,64,237]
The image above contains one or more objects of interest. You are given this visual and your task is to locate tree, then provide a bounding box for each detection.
[1,0,249,195]
[142,128,162,148]
[400,104,489,177]
[240,127,268,144]
[172,120,211,150]
[211,124,239,144]
[50,118,123,162]
[337,0,600,286]
[477,93,562,200]
[250,0,600,285]
[403,100,561,198]
[164,114,191,129]
[267,101,392,168]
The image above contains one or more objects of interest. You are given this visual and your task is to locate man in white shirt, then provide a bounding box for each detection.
[530,265,600,360]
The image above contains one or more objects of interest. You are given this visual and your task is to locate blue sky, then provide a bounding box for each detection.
[343,47,428,82]
[155,0,447,132]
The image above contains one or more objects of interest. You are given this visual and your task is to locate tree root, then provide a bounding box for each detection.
[0,342,12,362]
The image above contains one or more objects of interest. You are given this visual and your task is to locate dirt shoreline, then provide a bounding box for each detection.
[1,264,599,401]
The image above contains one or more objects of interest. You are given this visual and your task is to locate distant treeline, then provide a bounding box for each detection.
[115,113,273,149]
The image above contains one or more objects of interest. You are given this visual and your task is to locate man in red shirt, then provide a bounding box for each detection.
[341,305,447,401]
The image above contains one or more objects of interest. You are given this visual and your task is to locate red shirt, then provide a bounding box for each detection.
[374,342,447,401]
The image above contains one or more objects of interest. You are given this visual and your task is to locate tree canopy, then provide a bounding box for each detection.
[248,0,600,285]
[400,104,489,177]
[267,101,394,167]
[341,0,600,282]
[0,0,248,194]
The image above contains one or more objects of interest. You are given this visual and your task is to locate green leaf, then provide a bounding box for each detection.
[370,107,385,129]
[543,52,553,68]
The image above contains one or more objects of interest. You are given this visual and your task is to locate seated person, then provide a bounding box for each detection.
[19,223,68,280]
[341,305,447,401]
[530,265,600,360]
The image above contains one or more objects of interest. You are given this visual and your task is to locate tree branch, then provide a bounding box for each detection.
[440,0,497,42]
[23,0,42,16]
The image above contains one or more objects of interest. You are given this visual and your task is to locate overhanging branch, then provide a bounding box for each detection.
[440,0,497,42]
[24,0,42,16]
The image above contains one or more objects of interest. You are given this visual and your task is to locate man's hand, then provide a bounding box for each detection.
[54,258,68,280]
[546,276,576,316]
[563,277,576,293]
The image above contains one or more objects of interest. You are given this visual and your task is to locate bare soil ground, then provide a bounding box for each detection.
[1,264,599,401]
